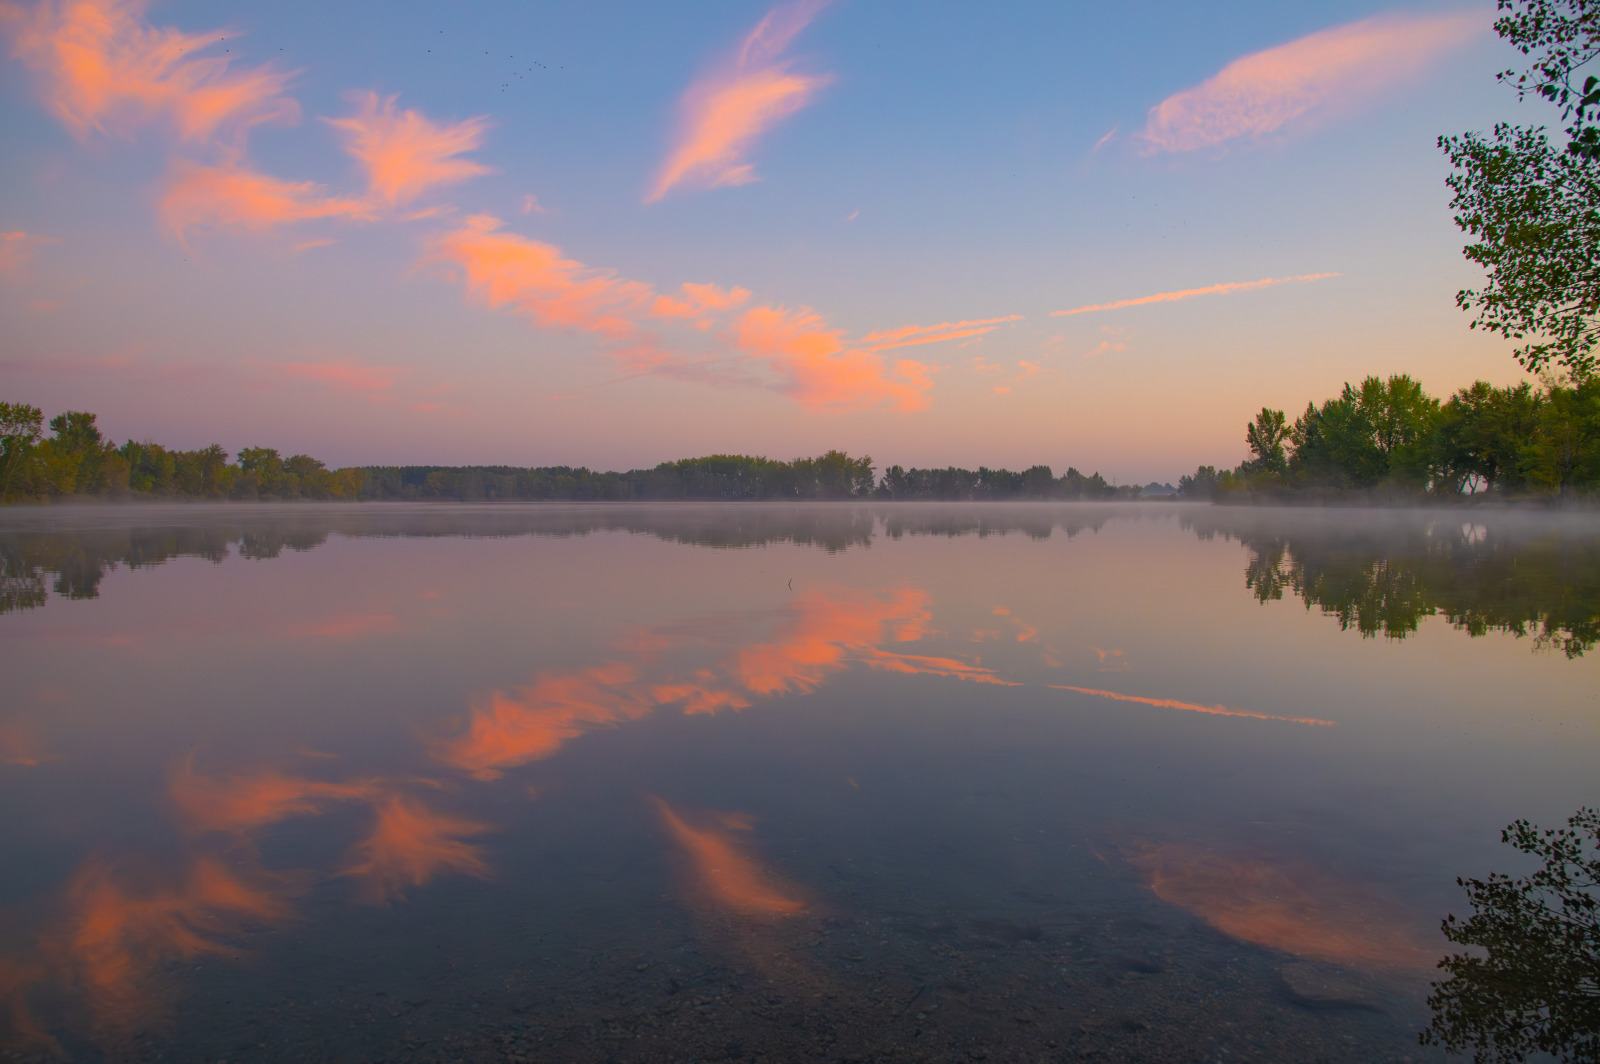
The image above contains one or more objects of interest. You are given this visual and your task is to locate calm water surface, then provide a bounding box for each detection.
[1,503,1596,1063]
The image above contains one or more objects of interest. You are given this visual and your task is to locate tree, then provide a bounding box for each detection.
[1441,0,1600,378]
[0,402,43,501]
[1244,407,1289,475]
[1177,465,1222,499]
[1422,808,1600,1063]
[1434,381,1545,492]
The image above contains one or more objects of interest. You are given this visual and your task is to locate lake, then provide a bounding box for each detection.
[1,502,1596,1063]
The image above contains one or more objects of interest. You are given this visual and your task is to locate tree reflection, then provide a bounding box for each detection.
[1422,808,1600,1063]
[0,504,1130,614]
[1188,512,1600,657]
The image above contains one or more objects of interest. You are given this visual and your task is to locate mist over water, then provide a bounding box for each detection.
[1,503,1595,1062]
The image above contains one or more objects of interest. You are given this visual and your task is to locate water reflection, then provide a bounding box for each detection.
[1125,843,1436,971]
[60,857,291,1022]
[0,503,1595,1061]
[341,796,492,905]
[169,758,379,835]
[1186,509,1600,656]
[6,506,1596,664]
[1052,685,1336,726]
[435,587,1008,780]
[651,799,808,917]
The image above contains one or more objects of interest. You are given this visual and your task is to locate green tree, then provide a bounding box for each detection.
[1422,808,1600,1063]
[1524,375,1600,492]
[1244,407,1289,476]
[1435,381,1546,493]
[41,410,106,495]
[1441,0,1600,378]
[1177,465,1221,499]
[0,402,43,501]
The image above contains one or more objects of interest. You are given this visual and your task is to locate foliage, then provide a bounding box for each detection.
[3,402,1148,505]
[0,402,44,502]
[1442,0,1600,376]
[1185,374,1600,499]
[0,402,360,503]
[1243,407,1289,477]
[1422,808,1600,1063]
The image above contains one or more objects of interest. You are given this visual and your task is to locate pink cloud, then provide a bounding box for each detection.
[324,91,491,205]
[647,0,833,202]
[0,230,59,279]
[281,360,403,393]
[4,0,298,143]
[160,160,374,242]
[1140,12,1481,153]
[1052,272,1339,317]
[287,612,401,640]
[730,305,932,412]
[424,215,656,340]
[427,215,1006,412]
[856,316,1021,352]
[649,281,752,324]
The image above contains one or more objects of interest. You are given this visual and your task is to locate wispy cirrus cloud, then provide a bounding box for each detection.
[426,214,1007,412]
[1051,272,1339,317]
[160,160,374,242]
[3,0,298,143]
[647,0,833,202]
[280,360,403,394]
[0,230,59,279]
[324,91,492,205]
[1139,12,1481,154]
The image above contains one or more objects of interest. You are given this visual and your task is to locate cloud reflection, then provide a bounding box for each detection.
[56,856,290,1021]
[1127,843,1435,970]
[652,798,806,916]
[169,758,378,834]
[1051,685,1334,726]
[341,795,491,904]
[437,588,1005,778]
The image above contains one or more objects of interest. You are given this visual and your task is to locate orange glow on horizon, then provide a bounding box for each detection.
[652,798,806,915]
[1051,685,1334,726]
[1128,843,1437,970]
[341,795,491,904]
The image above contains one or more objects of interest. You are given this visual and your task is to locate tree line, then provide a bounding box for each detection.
[1179,373,1600,500]
[0,402,1141,504]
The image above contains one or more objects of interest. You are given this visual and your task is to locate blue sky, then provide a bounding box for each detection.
[0,0,1532,479]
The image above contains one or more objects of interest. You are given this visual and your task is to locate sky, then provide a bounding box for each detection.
[0,0,1542,481]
